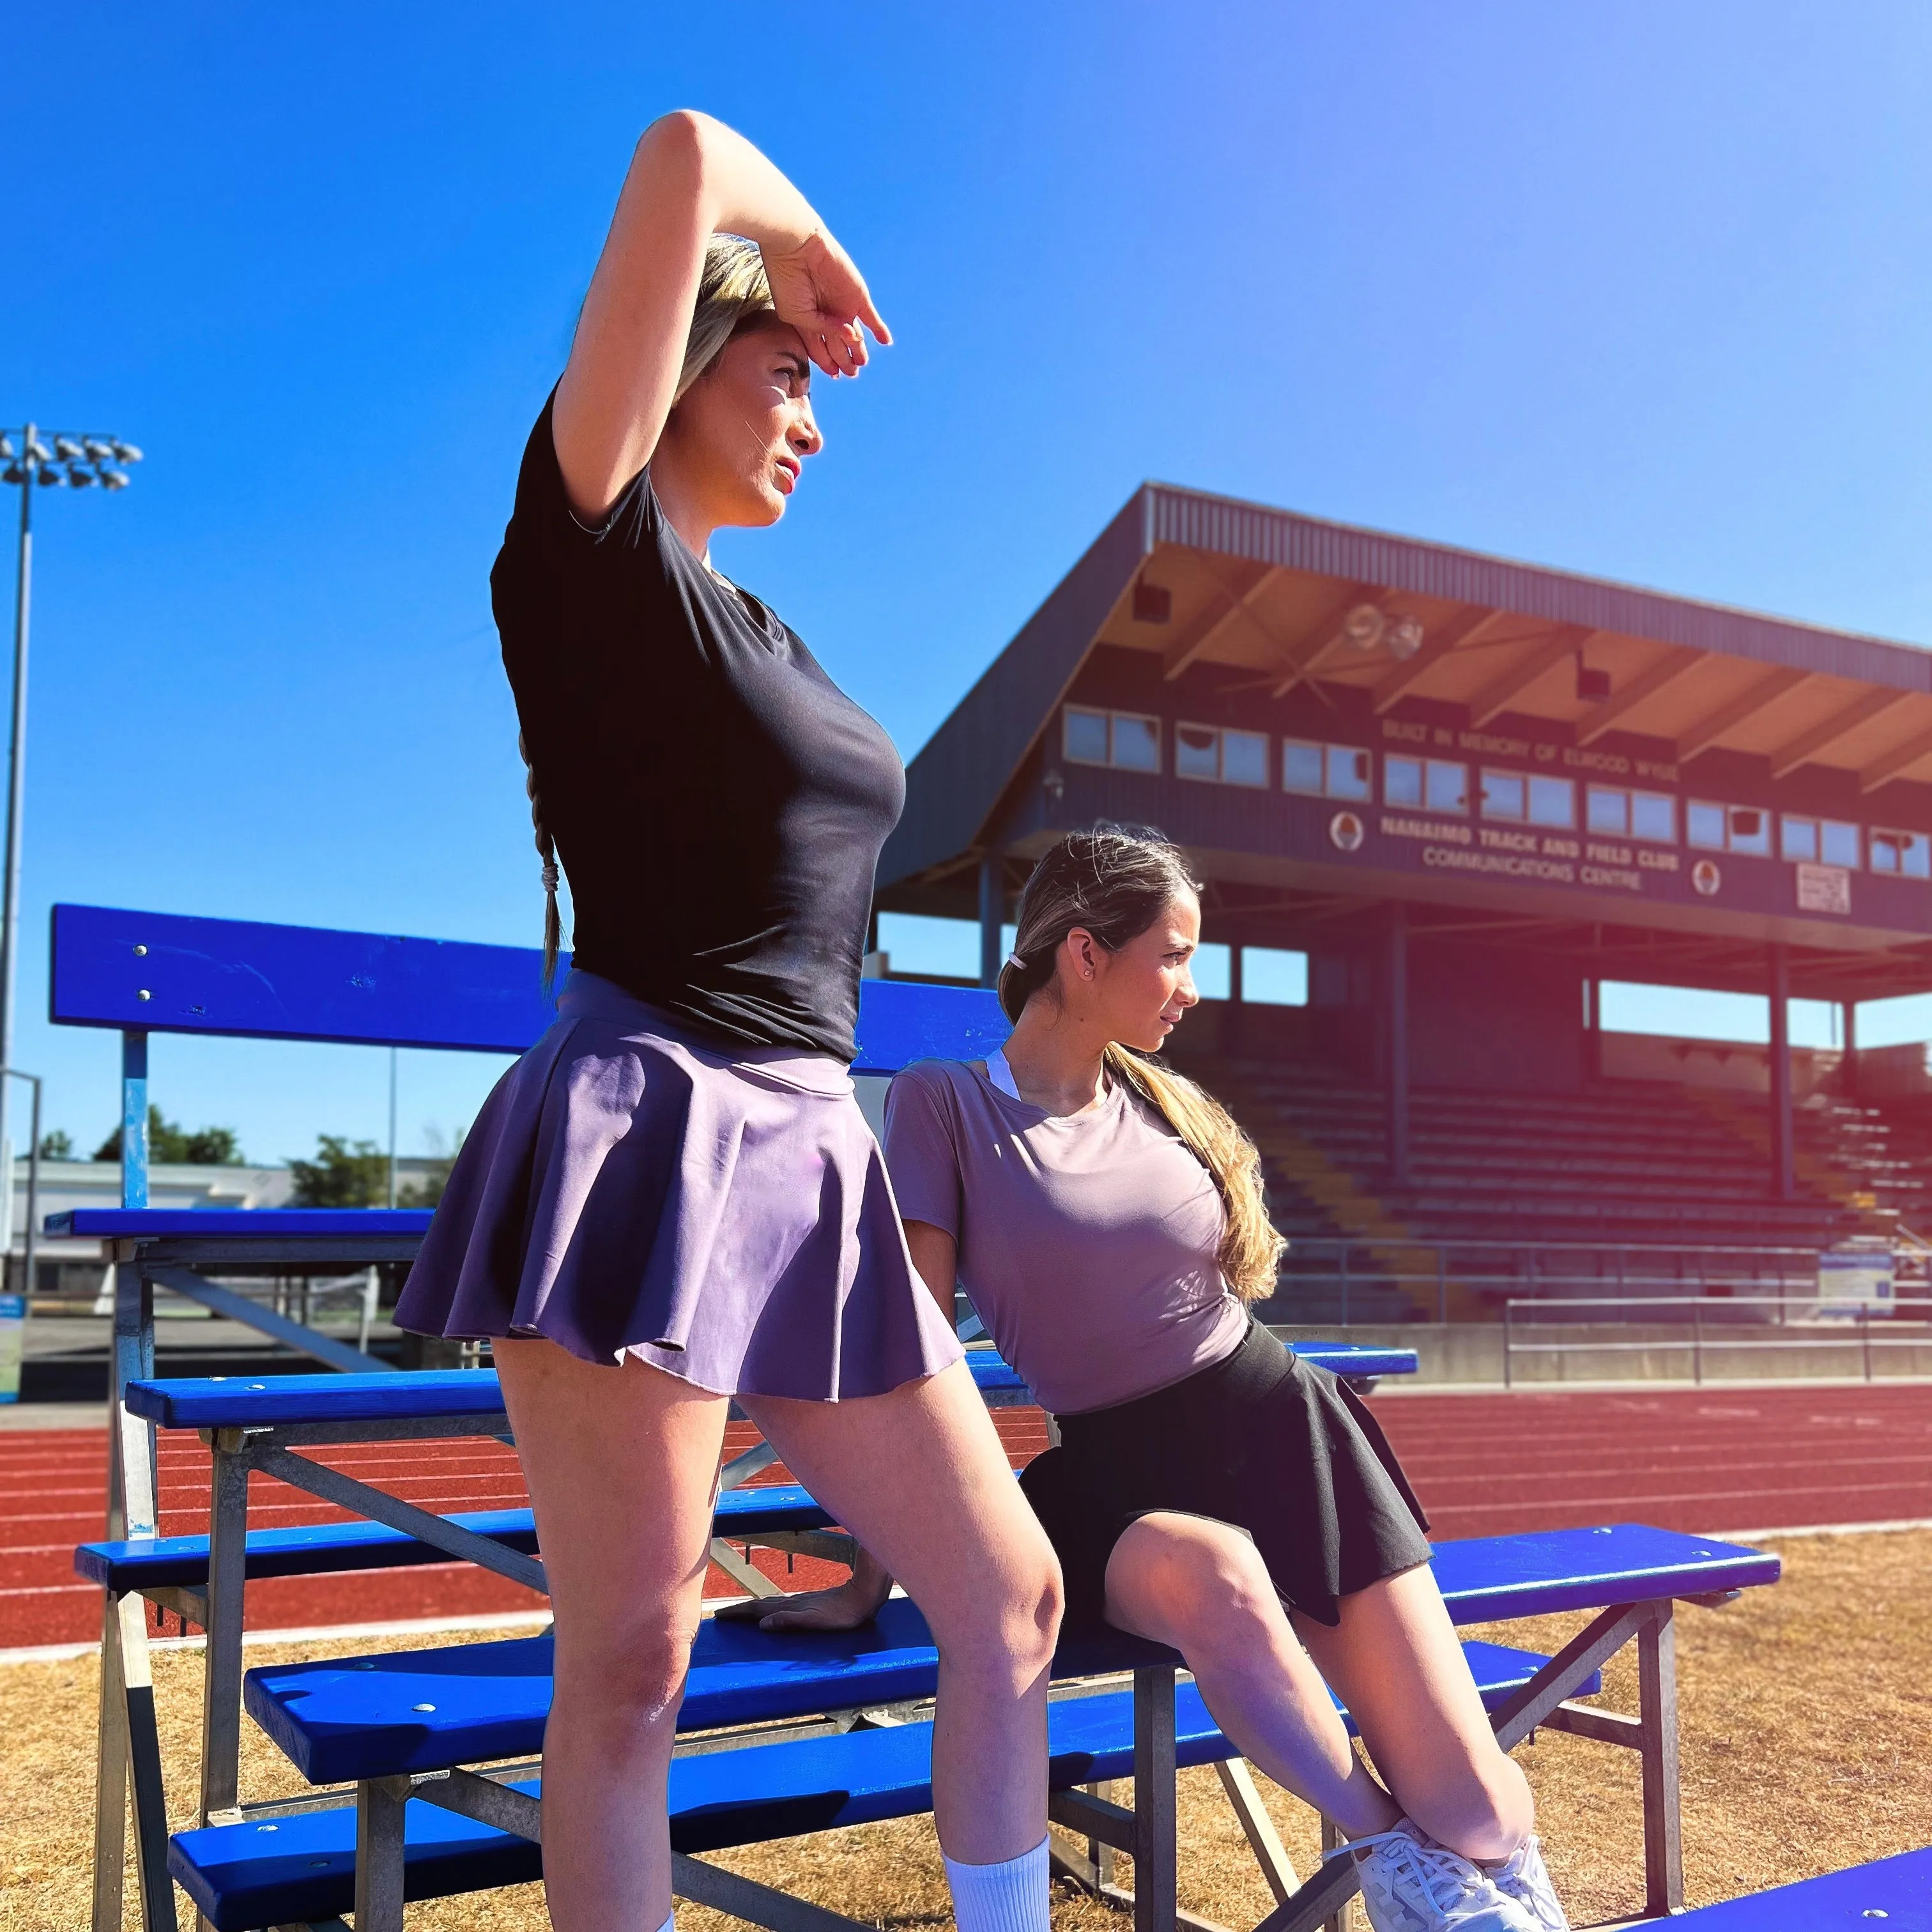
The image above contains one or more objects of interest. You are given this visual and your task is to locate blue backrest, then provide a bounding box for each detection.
[50,903,1010,1206]
[49,901,1009,1074]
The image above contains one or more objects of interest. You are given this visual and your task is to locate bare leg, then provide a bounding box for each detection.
[744,1359,1062,1864]
[494,1338,730,1932]
[1296,1564,1533,1861]
[1103,1513,1400,1839]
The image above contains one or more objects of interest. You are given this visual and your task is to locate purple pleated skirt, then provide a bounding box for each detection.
[392,970,963,1399]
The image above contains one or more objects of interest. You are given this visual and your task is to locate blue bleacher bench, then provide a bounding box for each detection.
[211,1522,1772,1932]
[49,899,1693,1932]
[1662,1848,1931,1927]
[50,900,1016,1932]
[77,1339,1416,1598]
[240,1526,1772,1785]
[171,1641,1591,1932]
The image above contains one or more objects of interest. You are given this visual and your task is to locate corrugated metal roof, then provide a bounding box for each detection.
[881,482,1932,893]
[1149,484,1932,689]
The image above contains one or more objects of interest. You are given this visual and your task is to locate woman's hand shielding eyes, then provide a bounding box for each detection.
[762,229,892,379]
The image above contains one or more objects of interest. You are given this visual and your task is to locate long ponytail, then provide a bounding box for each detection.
[518,733,564,993]
[999,828,1286,1301]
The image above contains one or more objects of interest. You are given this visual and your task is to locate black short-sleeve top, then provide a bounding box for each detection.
[491,396,904,1062]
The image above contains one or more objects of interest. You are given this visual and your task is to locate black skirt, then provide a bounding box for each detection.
[1018,1320,1433,1637]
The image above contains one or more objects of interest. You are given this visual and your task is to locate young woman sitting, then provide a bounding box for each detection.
[730,828,1568,1932]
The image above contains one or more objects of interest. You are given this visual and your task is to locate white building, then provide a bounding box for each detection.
[6,1158,447,1300]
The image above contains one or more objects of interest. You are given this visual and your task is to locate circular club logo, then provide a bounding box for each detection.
[1692,858,1722,897]
[1330,809,1366,852]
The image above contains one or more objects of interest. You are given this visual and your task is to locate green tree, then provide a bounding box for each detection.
[288,1135,389,1207]
[397,1124,466,1209]
[37,1129,73,1160]
[93,1108,245,1165]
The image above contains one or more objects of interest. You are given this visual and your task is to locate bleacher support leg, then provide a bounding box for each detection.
[354,1778,409,1932]
[1245,1821,1358,1932]
[673,1850,878,1932]
[1132,1666,1177,1932]
[1637,1603,1685,1916]
[198,1434,252,1825]
[1319,1816,1352,1932]
[89,1593,129,1932]
[1215,1760,1299,1904]
[116,1588,180,1932]
[96,1250,174,1932]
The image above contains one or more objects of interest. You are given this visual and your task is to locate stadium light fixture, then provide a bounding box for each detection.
[0,420,141,1220]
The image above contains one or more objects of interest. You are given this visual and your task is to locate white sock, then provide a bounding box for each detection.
[942,1837,1049,1932]
[655,1914,673,1932]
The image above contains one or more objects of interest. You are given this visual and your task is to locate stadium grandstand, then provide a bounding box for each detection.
[874,484,1932,1326]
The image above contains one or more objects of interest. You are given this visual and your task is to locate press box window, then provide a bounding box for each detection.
[1386,755,1468,814]
[1176,723,1269,788]
[1587,786,1676,843]
[1689,802,1771,856]
[1781,816,1861,868]
[1480,770,1525,820]
[1871,829,1932,878]
[1283,740,1372,801]
[1528,776,1575,829]
[1064,706,1160,774]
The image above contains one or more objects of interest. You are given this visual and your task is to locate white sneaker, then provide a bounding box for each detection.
[1337,1819,1540,1932]
[1485,1836,1567,1930]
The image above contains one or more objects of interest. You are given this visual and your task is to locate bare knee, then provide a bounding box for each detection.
[1404,1748,1533,1864]
[935,1548,1062,1694]
[554,1613,698,1740]
[1127,1527,1284,1677]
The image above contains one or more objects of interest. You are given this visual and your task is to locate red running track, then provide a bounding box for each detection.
[3,1385,1925,1650]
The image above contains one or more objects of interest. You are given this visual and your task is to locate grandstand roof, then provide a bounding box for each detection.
[879,484,1932,1000]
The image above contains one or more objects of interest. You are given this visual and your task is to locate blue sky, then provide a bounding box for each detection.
[6,4,1932,1162]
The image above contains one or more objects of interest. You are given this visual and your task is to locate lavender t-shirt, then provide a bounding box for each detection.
[882,1059,1249,1414]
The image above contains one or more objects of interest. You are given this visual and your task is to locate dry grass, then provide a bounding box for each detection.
[3,1530,1927,1931]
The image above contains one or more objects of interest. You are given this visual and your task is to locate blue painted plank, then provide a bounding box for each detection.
[848,976,1009,1075]
[49,903,1008,1068]
[1664,1850,1932,1928]
[50,903,566,1053]
[51,1208,434,1239]
[246,1519,1712,1784]
[186,1652,1591,1931]
[173,1684,1230,1931]
[76,1485,833,1590]
[1296,1344,1420,1377]
[119,1360,1024,1429]
[121,1368,493,1428]
[1427,1523,1781,1621]
[118,1340,1411,1432]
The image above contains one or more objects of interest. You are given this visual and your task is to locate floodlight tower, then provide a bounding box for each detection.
[0,425,141,1255]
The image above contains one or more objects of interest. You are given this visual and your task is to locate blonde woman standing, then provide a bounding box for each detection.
[737,829,1568,1932]
[396,112,1061,1932]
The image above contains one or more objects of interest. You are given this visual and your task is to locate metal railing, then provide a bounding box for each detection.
[1265,1234,1860,1326]
[1501,1293,1932,1387]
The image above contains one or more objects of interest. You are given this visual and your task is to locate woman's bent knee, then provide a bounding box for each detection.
[1116,1521,1282,1667]
[936,1552,1061,1688]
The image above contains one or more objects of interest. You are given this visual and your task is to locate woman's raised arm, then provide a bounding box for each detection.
[553,110,890,519]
